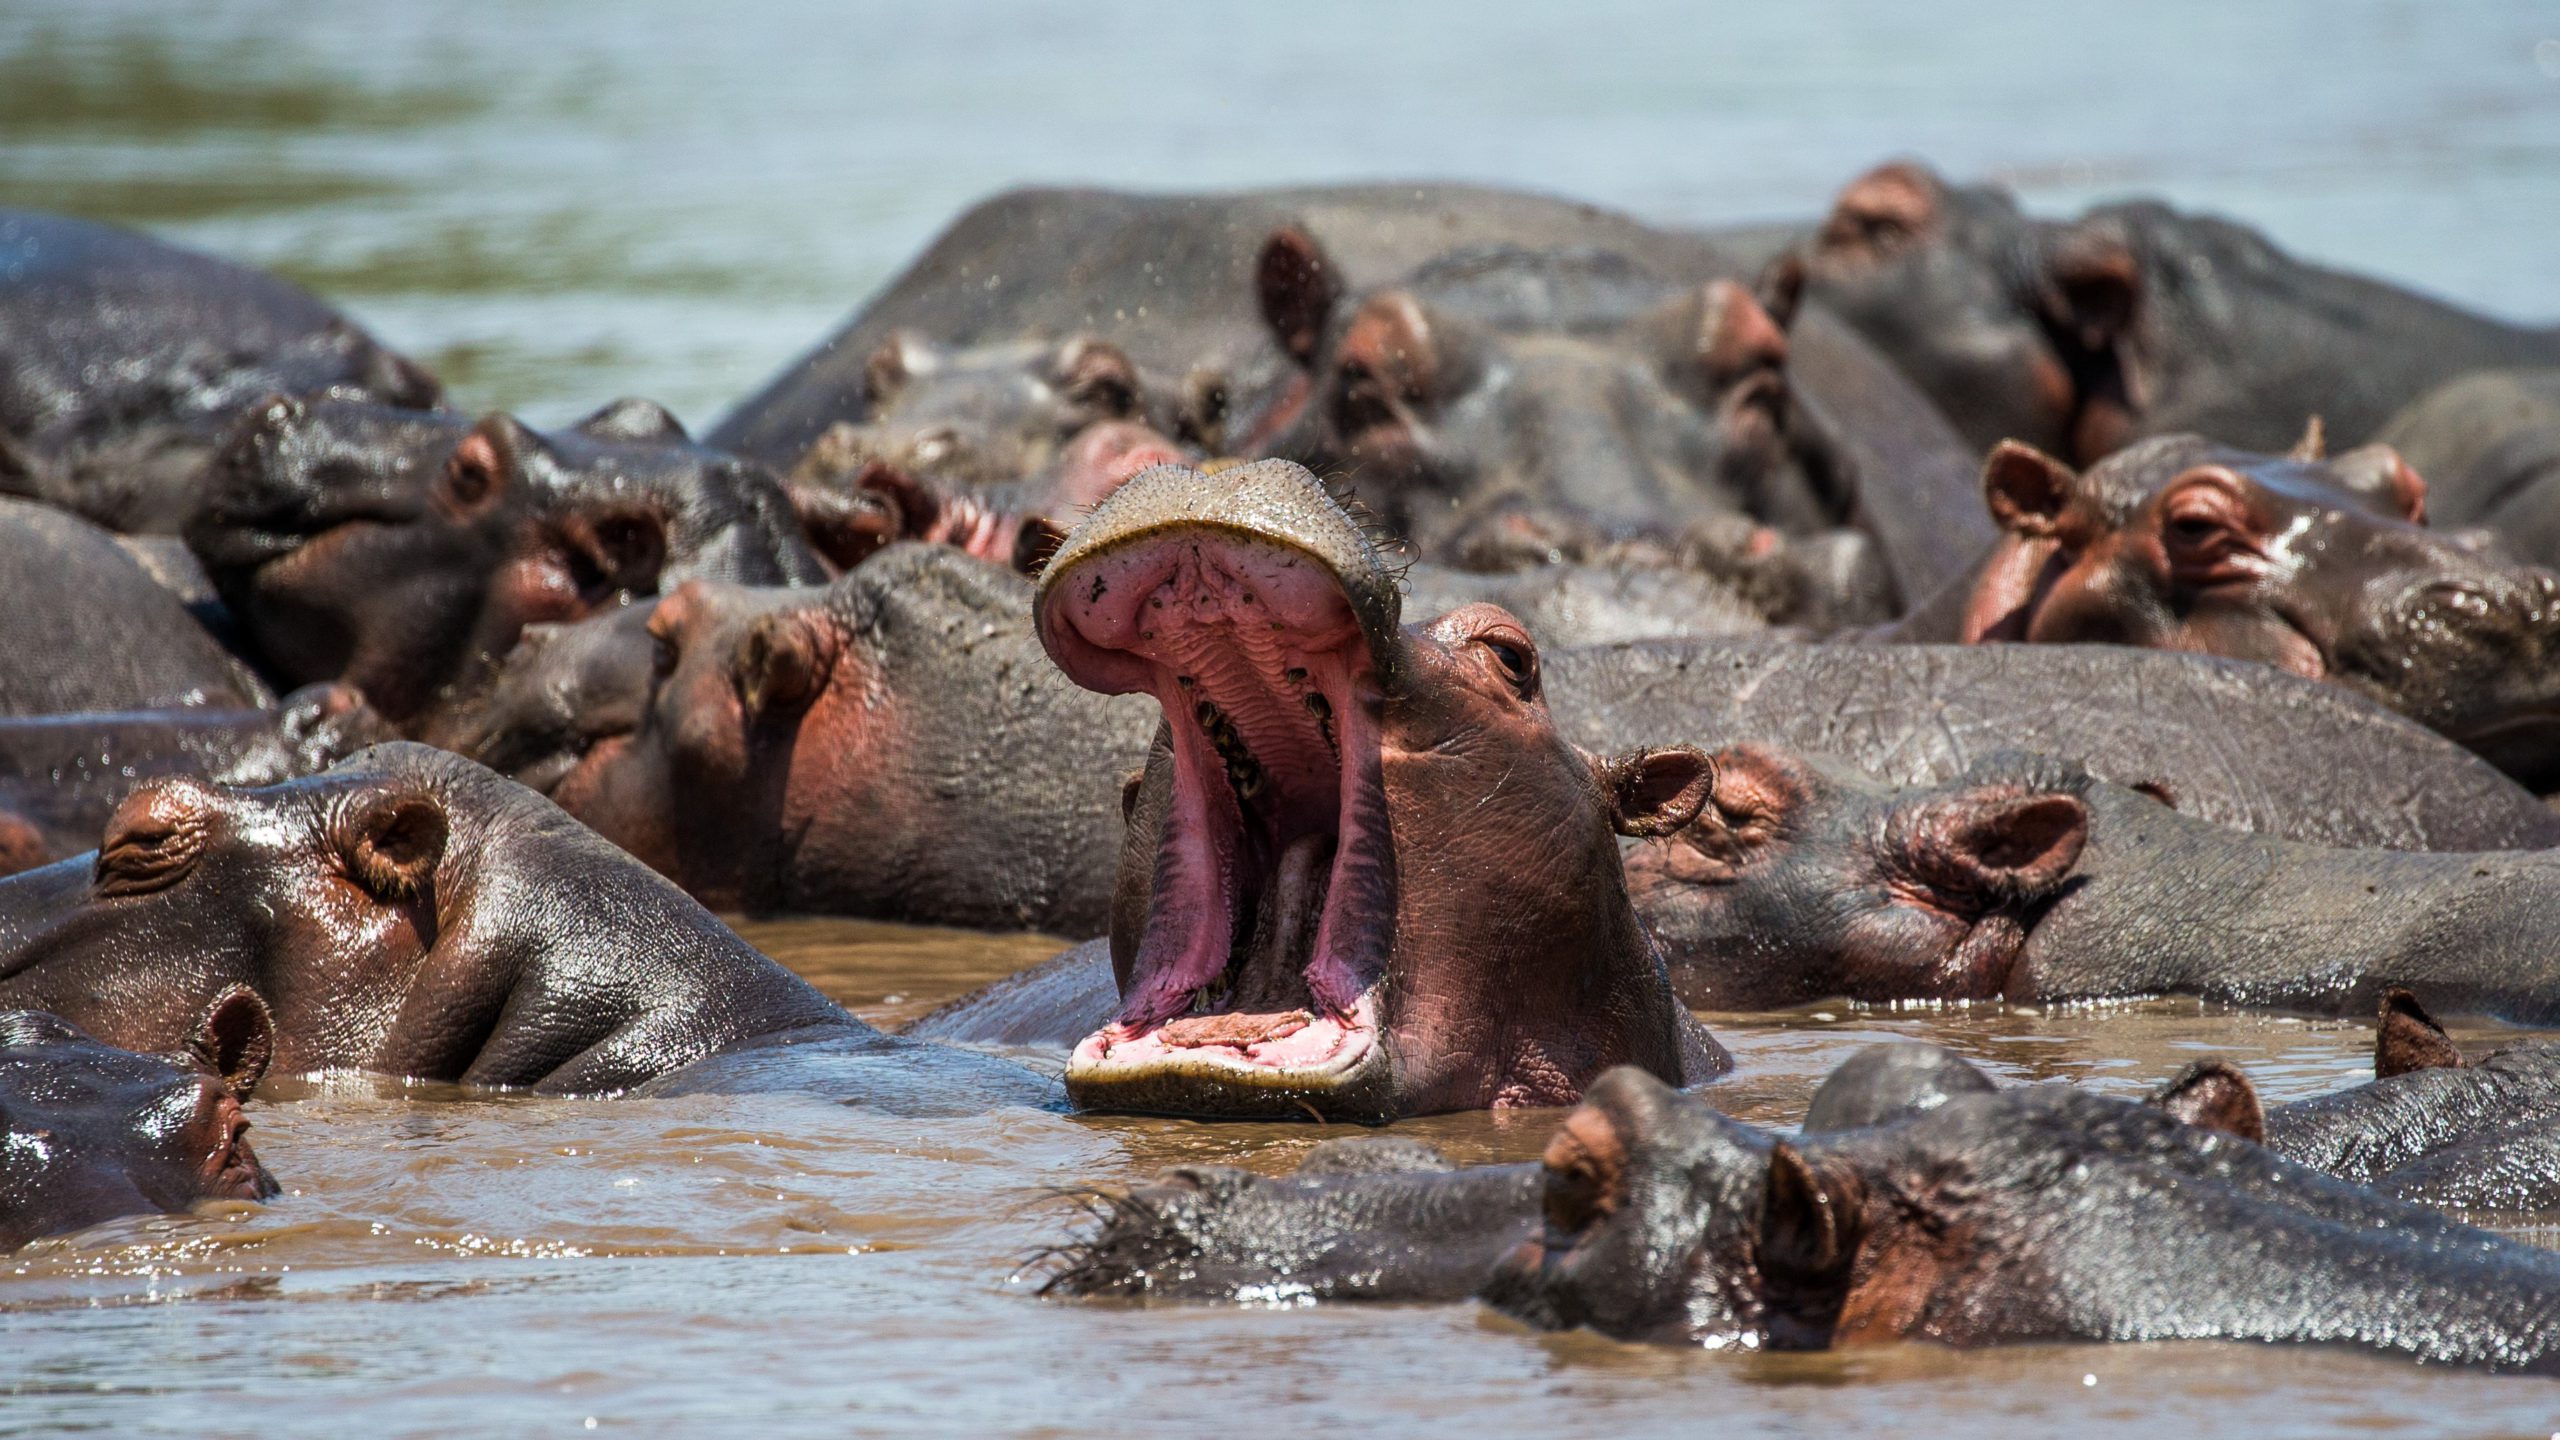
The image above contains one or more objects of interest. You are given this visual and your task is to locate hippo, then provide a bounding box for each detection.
[1251,237,1853,560]
[0,683,394,876]
[436,545,1155,934]
[0,209,441,535]
[186,394,825,730]
[1480,1067,2560,1369]
[1539,636,2560,853]
[2379,367,2560,571]
[1797,1040,1998,1134]
[0,992,275,1251]
[1036,458,1725,1120]
[0,743,1048,1107]
[1771,161,2560,461]
[1625,746,2560,1020]
[1892,430,2560,787]
[0,496,268,716]
[707,183,1991,602]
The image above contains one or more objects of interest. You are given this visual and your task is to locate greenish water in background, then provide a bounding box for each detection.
[4,1,2554,430]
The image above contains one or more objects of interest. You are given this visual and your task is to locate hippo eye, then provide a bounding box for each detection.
[1476,633,1538,697]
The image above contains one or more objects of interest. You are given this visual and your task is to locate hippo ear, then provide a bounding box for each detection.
[1756,253,1805,331]
[440,414,532,516]
[2325,443,2429,525]
[187,985,275,1100]
[735,612,832,718]
[1980,441,2081,539]
[2147,1059,2265,1143]
[1890,787,2088,914]
[1602,747,1716,838]
[2375,988,2465,1078]
[786,480,898,575]
[1816,160,1943,256]
[1054,340,1140,418]
[1333,292,1449,417]
[341,790,448,903]
[864,333,927,406]
[2038,225,2142,353]
[1691,280,1790,394]
[574,397,689,444]
[1257,225,1343,369]
[1758,1140,1868,1288]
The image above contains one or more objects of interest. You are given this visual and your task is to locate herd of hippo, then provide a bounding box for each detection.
[12,163,2560,1376]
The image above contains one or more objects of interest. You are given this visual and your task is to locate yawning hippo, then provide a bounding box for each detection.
[1036,458,1725,1119]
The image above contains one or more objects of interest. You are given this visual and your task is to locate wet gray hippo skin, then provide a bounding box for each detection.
[1892,431,2560,788]
[186,394,824,731]
[1481,1068,2560,1368]
[0,683,395,877]
[1627,747,2560,1020]
[1539,637,2560,853]
[0,210,441,535]
[0,743,1048,1107]
[707,183,1991,603]
[438,545,1155,934]
[1775,162,2560,464]
[1039,459,1725,1120]
[2380,368,2560,571]
[0,993,276,1252]
[0,496,269,715]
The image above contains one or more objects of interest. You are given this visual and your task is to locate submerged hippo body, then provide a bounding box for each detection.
[1038,459,1724,1120]
[1541,638,2560,853]
[1907,432,2560,787]
[0,743,1047,1107]
[0,684,394,876]
[2380,368,2560,571]
[0,210,441,535]
[1628,746,2560,1020]
[441,545,1155,934]
[0,994,276,1251]
[711,183,1989,603]
[1778,162,2560,462]
[187,395,824,730]
[0,497,268,715]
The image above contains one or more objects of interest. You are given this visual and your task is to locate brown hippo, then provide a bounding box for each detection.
[1901,430,2560,786]
[436,545,1155,934]
[1625,745,2560,1021]
[1036,458,1725,1120]
[0,992,275,1251]
[0,743,1049,1107]
[185,394,825,731]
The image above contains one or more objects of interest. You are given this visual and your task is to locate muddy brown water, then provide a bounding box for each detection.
[9,918,2560,1436]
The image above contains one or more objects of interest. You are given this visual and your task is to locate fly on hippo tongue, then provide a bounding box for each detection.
[1034,458,1727,1121]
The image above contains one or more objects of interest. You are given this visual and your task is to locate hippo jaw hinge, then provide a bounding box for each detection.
[1046,526,1397,1118]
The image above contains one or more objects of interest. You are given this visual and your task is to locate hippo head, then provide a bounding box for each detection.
[1036,459,1722,1119]
[188,395,821,726]
[783,333,1195,572]
[0,992,276,1251]
[1623,746,2090,1007]
[1771,161,2149,461]
[1255,233,1844,556]
[1963,432,2560,785]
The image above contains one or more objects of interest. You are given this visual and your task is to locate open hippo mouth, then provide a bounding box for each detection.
[1041,501,1397,1117]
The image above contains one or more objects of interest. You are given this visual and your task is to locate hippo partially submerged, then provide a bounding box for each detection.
[0,992,276,1251]
[1037,459,1725,1119]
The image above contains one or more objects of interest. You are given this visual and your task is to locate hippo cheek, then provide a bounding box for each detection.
[1047,528,1398,1121]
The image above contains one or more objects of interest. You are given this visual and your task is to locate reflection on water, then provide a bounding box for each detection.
[10,916,2555,1436]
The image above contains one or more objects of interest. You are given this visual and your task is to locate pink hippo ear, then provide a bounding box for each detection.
[2038,225,2142,356]
[188,985,276,1100]
[735,611,833,718]
[1889,786,2088,916]
[2326,443,2430,525]
[1980,441,2082,540]
[1600,747,1716,838]
[441,414,533,517]
[1693,280,1790,391]
[2147,1059,2266,1143]
[1757,1140,1868,1288]
[1257,225,1343,369]
[1815,160,1945,257]
[341,789,448,903]
[2374,988,2465,1079]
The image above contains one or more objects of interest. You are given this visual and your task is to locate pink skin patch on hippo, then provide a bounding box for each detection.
[1045,529,1392,1086]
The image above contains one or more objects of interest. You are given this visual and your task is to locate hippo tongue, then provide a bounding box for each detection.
[1159,832,1332,1049]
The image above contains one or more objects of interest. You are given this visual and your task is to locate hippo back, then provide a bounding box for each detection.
[0,498,267,714]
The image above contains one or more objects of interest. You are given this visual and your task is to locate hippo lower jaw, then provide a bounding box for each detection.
[1046,525,1399,1119]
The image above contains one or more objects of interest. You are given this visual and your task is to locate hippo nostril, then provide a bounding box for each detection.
[95,780,215,898]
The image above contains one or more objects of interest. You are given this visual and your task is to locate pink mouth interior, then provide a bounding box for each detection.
[1047,530,1392,1074]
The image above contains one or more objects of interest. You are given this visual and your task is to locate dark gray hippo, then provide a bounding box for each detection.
[2379,367,2560,571]
[0,209,440,534]
[0,496,268,715]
